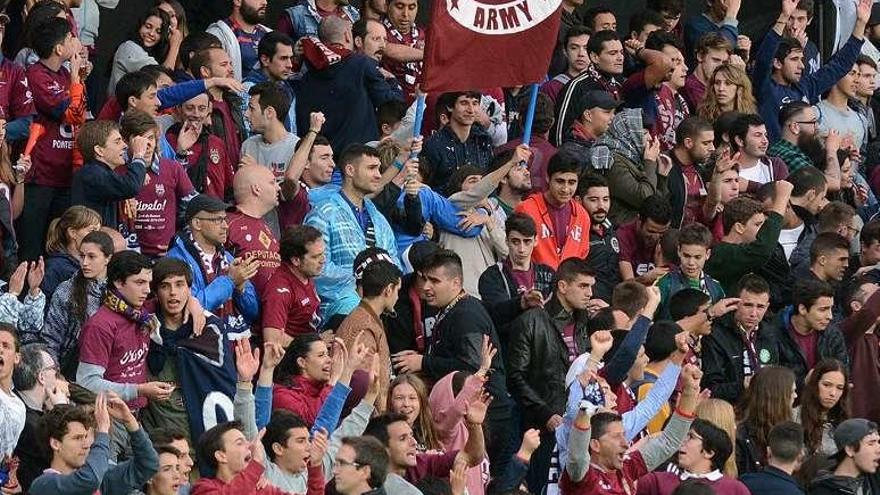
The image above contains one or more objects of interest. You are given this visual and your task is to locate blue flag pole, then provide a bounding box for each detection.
[520,83,540,146]
[411,94,427,157]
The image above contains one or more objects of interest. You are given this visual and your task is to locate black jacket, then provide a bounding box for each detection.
[736,420,766,475]
[810,473,877,495]
[700,313,780,404]
[70,158,147,229]
[775,307,849,390]
[585,220,621,303]
[422,295,513,415]
[478,261,554,348]
[740,466,805,495]
[507,296,590,430]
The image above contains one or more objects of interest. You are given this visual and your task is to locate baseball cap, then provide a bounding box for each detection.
[870,4,880,26]
[572,90,621,119]
[185,194,230,224]
[833,418,878,453]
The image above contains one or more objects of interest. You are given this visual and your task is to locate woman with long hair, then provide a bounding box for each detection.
[736,366,796,475]
[387,373,442,452]
[695,398,738,477]
[41,205,101,297]
[155,0,188,41]
[108,7,182,94]
[273,334,362,427]
[795,359,849,456]
[698,64,757,122]
[41,230,113,380]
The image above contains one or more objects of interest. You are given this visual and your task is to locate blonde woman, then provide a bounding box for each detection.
[696,398,739,477]
[699,64,758,121]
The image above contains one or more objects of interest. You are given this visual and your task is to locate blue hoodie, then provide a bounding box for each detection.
[754,30,864,140]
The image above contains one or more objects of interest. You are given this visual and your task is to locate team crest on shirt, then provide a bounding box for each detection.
[571,225,582,242]
[446,0,562,35]
[611,237,619,253]
[155,184,165,197]
[759,348,771,363]
[259,230,272,249]
[210,148,220,164]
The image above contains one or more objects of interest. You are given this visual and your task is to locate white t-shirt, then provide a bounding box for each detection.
[739,161,772,185]
[779,223,806,261]
[0,387,25,456]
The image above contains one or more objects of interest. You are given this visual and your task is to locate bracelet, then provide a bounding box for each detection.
[674,407,696,419]
[307,129,319,135]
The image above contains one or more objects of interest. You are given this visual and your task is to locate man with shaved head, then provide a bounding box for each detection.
[224,164,283,297]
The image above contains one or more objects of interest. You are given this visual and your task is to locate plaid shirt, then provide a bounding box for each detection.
[768,139,813,174]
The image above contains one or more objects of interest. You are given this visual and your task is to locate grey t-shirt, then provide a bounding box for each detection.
[240,132,300,237]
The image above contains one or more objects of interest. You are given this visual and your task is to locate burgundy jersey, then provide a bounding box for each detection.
[226,209,281,296]
[0,58,35,126]
[133,160,195,256]
[26,62,78,187]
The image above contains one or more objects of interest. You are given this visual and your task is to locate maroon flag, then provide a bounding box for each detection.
[422,0,562,92]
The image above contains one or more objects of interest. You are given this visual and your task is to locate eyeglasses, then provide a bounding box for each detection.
[41,363,59,375]
[795,120,818,126]
[0,13,9,28]
[195,216,228,224]
[335,458,363,469]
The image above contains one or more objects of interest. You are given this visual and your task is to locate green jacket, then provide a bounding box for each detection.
[705,212,784,294]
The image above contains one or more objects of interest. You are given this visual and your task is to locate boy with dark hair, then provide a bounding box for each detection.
[541,25,592,104]
[808,232,853,287]
[705,181,792,294]
[18,17,87,261]
[809,419,880,495]
[422,91,494,193]
[665,115,715,227]
[508,258,604,491]
[618,195,672,284]
[336,247,402,410]
[77,251,175,461]
[637,321,686,434]
[29,397,158,495]
[241,80,300,237]
[637,418,749,495]
[701,274,780,402]
[71,118,149,229]
[728,114,789,192]
[753,0,871,140]
[479,212,554,344]
[656,223,725,319]
[262,225,324,347]
[777,278,848,388]
[740,422,806,495]
[515,153,591,270]
[140,257,238,449]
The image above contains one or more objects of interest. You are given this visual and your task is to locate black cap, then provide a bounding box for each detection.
[185,194,230,224]
[834,418,878,452]
[870,3,880,26]
[572,90,620,118]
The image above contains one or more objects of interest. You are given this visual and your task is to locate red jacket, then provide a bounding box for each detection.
[515,193,591,270]
[273,375,332,427]
[191,460,324,495]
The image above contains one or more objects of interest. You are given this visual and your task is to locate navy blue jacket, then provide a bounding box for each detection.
[754,30,863,140]
[40,252,79,299]
[422,125,495,194]
[71,158,147,229]
[740,466,805,495]
[294,54,402,155]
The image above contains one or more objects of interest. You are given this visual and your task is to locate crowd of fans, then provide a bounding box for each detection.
[2,0,880,494]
